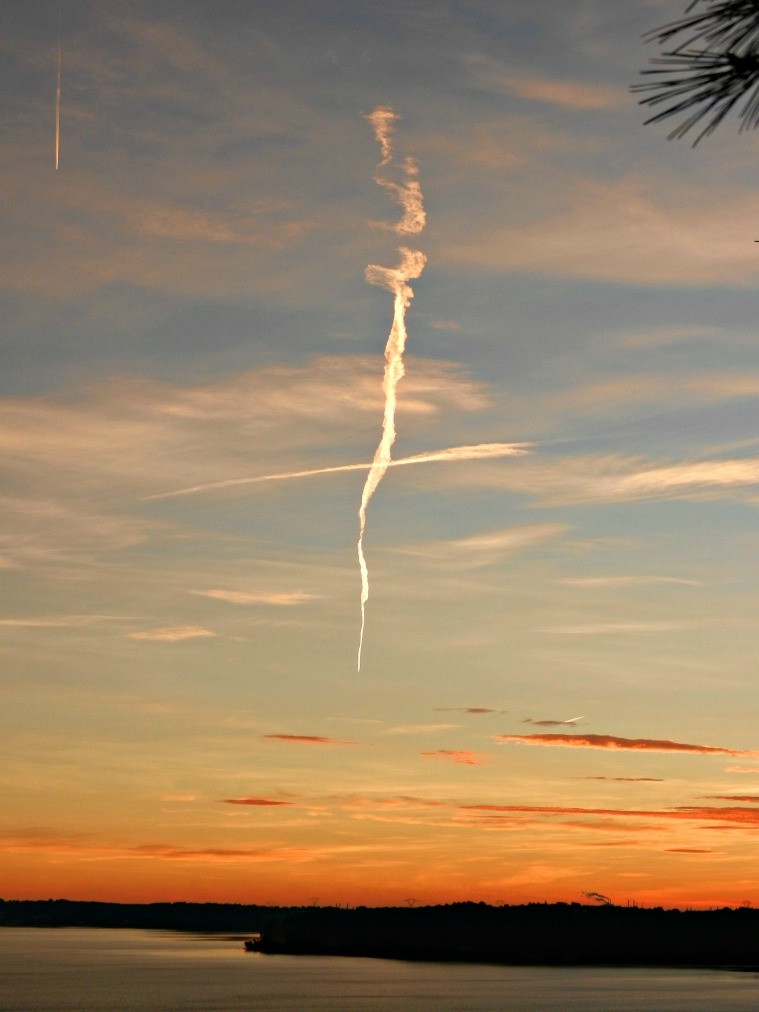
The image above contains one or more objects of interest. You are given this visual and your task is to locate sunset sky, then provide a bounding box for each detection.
[4,0,759,910]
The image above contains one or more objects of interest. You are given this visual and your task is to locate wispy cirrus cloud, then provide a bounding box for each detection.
[0,358,493,579]
[614,325,721,349]
[385,724,459,735]
[133,202,314,247]
[193,589,319,606]
[600,459,759,499]
[0,614,134,629]
[442,178,759,287]
[541,622,689,636]
[558,576,700,588]
[465,54,622,110]
[417,115,563,175]
[0,497,158,567]
[421,750,489,766]
[396,523,567,569]
[1,357,489,491]
[494,733,759,757]
[128,626,216,642]
[433,451,759,509]
[262,734,361,746]
[540,372,759,421]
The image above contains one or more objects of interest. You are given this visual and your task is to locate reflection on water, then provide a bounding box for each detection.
[1,928,758,1011]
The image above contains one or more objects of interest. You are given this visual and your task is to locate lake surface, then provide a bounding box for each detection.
[1,927,758,1010]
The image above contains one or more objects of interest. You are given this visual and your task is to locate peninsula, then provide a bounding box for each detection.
[249,902,759,967]
[2,899,758,968]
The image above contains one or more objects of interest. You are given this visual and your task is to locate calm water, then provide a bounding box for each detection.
[1,928,758,1011]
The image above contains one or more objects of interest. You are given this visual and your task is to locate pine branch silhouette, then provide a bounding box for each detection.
[633,0,759,143]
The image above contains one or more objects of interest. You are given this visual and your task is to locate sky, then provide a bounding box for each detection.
[3,0,759,910]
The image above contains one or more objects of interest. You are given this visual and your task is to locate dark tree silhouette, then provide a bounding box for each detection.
[633,1,759,143]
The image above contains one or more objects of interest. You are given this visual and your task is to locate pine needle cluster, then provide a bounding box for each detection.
[633,1,759,143]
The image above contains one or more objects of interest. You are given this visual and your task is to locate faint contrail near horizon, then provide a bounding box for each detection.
[357,107,427,672]
[145,442,531,501]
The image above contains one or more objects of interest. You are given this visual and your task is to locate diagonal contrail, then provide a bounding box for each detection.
[145,442,531,501]
[357,107,427,671]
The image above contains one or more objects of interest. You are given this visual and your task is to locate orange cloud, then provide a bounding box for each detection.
[334,794,449,810]
[703,796,759,803]
[262,734,361,745]
[194,589,318,606]
[420,749,488,766]
[523,717,584,727]
[128,626,215,642]
[0,832,396,868]
[130,844,291,861]
[221,797,294,806]
[665,848,713,854]
[558,819,666,835]
[494,733,759,756]
[460,803,759,827]
[580,777,664,783]
[0,833,310,863]
[434,707,498,714]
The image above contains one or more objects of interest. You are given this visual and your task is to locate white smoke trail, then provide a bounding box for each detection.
[358,108,426,671]
[368,106,397,167]
[367,107,426,237]
[145,442,530,501]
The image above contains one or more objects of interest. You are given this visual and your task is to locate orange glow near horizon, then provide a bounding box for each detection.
[2,848,756,911]
[3,786,759,910]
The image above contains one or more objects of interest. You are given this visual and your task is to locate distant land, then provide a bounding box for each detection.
[2,900,759,968]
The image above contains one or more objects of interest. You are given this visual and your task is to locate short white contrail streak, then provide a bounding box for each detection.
[357,107,427,672]
[55,4,61,170]
[145,443,531,501]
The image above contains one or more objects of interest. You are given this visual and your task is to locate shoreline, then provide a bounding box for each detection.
[246,902,759,969]
[3,899,759,970]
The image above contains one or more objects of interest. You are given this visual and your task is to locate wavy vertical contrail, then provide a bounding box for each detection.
[357,108,426,671]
